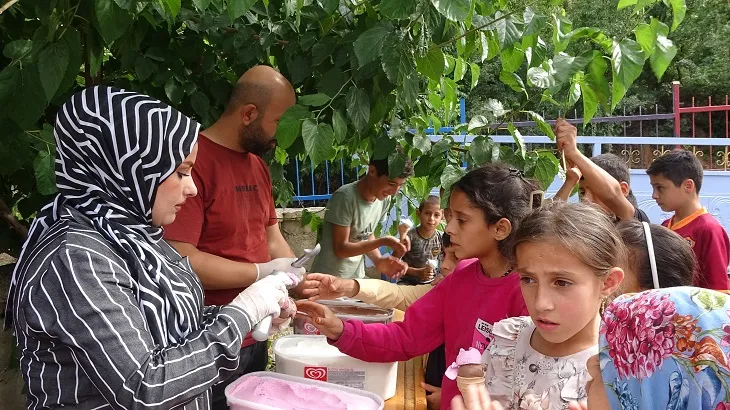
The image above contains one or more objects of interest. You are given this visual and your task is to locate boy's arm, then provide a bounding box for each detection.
[355,279,431,311]
[332,225,393,258]
[552,167,582,201]
[699,225,730,290]
[555,119,636,220]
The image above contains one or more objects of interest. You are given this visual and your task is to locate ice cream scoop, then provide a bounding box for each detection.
[444,347,485,396]
[397,218,413,237]
[252,244,320,341]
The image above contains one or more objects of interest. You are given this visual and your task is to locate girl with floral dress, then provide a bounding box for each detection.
[585,286,730,409]
[479,201,626,410]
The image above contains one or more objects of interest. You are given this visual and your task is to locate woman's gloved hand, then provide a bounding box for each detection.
[269,297,297,336]
[230,275,292,325]
[254,257,306,281]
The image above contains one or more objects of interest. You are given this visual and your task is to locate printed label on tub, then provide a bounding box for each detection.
[303,367,366,390]
[303,322,320,335]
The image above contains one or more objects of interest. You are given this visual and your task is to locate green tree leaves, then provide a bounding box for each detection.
[33,151,56,195]
[3,40,32,61]
[38,41,70,102]
[0,0,690,242]
[381,0,417,20]
[302,119,335,166]
[228,0,257,21]
[93,0,132,44]
[299,93,331,107]
[431,0,471,22]
[611,38,645,109]
[354,25,391,68]
[346,87,370,133]
[416,48,446,82]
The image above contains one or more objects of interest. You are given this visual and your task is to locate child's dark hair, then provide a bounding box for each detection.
[442,232,451,249]
[513,201,627,278]
[450,163,539,261]
[419,195,441,211]
[616,220,696,290]
[591,153,639,208]
[646,150,704,193]
[369,147,414,179]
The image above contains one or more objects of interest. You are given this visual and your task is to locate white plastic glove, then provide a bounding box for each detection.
[230,275,290,326]
[254,257,306,281]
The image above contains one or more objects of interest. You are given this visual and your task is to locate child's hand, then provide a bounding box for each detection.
[418,266,435,281]
[422,383,442,410]
[305,273,359,301]
[375,256,408,279]
[451,383,503,410]
[568,401,587,410]
[400,234,412,253]
[295,300,345,340]
[381,235,408,256]
[554,118,580,161]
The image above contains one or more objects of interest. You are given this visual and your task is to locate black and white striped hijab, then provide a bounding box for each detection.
[6,86,200,331]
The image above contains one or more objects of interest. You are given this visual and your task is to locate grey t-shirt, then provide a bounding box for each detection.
[400,227,442,284]
[402,227,443,268]
[311,182,389,279]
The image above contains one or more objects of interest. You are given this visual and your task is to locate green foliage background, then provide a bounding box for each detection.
[0,0,688,253]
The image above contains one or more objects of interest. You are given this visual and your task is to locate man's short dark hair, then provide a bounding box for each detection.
[419,195,441,211]
[369,148,414,179]
[646,149,704,193]
[591,153,639,208]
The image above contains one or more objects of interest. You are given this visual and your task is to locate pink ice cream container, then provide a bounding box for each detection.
[225,371,384,410]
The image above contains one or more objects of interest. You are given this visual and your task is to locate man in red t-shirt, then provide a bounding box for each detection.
[164,66,316,409]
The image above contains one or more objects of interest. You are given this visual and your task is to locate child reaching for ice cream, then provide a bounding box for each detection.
[297,163,534,409]
[306,232,476,409]
[480,201,625,409]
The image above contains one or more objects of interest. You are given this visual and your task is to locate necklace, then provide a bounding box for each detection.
[479,264,514,278]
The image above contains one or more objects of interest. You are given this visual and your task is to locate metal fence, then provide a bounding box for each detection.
[287,82,730,204]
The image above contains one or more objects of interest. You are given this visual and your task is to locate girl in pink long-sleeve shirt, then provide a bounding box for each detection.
[297,164,537,409]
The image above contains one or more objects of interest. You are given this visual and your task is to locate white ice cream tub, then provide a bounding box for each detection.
[273,335,398,400]
[225,371,384,410]
[293,299,394,336]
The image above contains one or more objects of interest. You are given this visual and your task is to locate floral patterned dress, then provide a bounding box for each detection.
[482,317,595,410]
[599,286,730,410]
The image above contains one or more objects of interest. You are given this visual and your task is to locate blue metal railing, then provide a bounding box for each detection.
[289,135,730,203]
[289,91,730,203]
[291,98,467,203]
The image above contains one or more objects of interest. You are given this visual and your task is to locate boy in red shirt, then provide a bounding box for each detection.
[647,150,730,290]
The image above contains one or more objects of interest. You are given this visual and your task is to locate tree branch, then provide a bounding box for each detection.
[431,9,520,50]
[0,0,19,15]
[0,198,28,239]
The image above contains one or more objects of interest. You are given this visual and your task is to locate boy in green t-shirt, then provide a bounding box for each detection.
[312,156,414,279]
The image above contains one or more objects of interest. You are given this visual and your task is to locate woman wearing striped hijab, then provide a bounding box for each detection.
[6,86,294,409]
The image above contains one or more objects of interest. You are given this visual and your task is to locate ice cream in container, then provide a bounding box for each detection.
[225,371,384,410]
[273,335,397,400]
